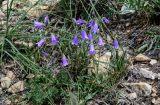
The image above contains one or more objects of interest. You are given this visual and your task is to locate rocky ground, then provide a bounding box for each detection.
[117,54,160,105]
[0,53,159,105]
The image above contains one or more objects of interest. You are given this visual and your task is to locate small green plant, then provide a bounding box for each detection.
[137,27,160,53]
[108,48,128,85]
[0,0,129,105]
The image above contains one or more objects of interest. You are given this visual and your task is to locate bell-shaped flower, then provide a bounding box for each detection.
[72,36,79,46]
[88,33,93,40]
[91,21,99,34]
[51,34,59,45]
[42,51,49,57]
[87,20,95,27]
[98,36,105,47]
[34,21,44,29]
[44,15,49,26]
[80,30,88,40]
[36,39,45,47]
[103,17,109,24]
[89,44,96,55]
[73,18,86,25]
[61,54,69,67]
[113,39,119,49]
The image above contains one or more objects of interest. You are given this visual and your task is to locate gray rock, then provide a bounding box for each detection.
[5,99,11,105]
[124,82,152,96]
[6,71,15,80]
[8,81,24,93]
[0,87,2,95]
[127,92,137,100]
[157,73,160,80]
[130,67,156,79]
[134,54,151,62]
[152,98,160,105]
[139,68,156,80]
[0,77,11,89]
[150,59,158,65]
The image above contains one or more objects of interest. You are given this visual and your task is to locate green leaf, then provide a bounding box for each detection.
[69,92,78,105]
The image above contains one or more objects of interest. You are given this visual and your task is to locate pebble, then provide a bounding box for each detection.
[26,74,35,79]
[0,87,2,95]
[150,59,157,65]
[1,77,11,89]
[152,87,157,94]
[8,81,24,94]
[128,92,137,100]
[139,68,156,80]
[125,22,131,27]
[86,100,98,105]
[152,98,160,105]
[151,93,157,97]
[6,71,15,80]
[130,67,156,79]
[2,0,7,11]
[5,99,11,105]
[134,54,151,62]
[157,73,160,80]
[107,35,113,44]
[89,52,111,74]
[124,82,152,96]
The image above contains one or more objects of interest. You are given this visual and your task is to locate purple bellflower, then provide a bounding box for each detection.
[80,30,88,40]
[91,21,99,34]
[87,20,95,27]
[103,17,109,24]
[51,34,59,45]
[113,39,119,49]
[62,54,69,67]
[42,51,49,57]
[72,36,79,46]
[98,36,105,47]
[36,39,45,47]
[88,33,93,40]
[89,44,96,55]
[44,15,49,26]
[73,18,86,25]
[34,21,44,29]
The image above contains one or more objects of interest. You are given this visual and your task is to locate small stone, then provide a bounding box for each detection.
[152,93,157,97]
[8,81,24,94]
[152,98,160,105]
[139,68,156,80]
[150,59,157,65]
[0,11,5,19]
[14,40,34,48]
[126,29,131,33]
[152,98,156,104]
[124,82,152,96]
[152,87,157,94]
[125,22,130,27]
[86,100,98,105]
[128,92,137,100]
[107,35,113,44]
[26,74,35,79]
[90,52,111,74]
[14,99,19,103]
[134,54,151,62]
[0,87,2,95]
[157,73,160,80]
[6,71,15,80]
[2,0,8,11]
[1,77,11,88]
[5,99,11,105]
